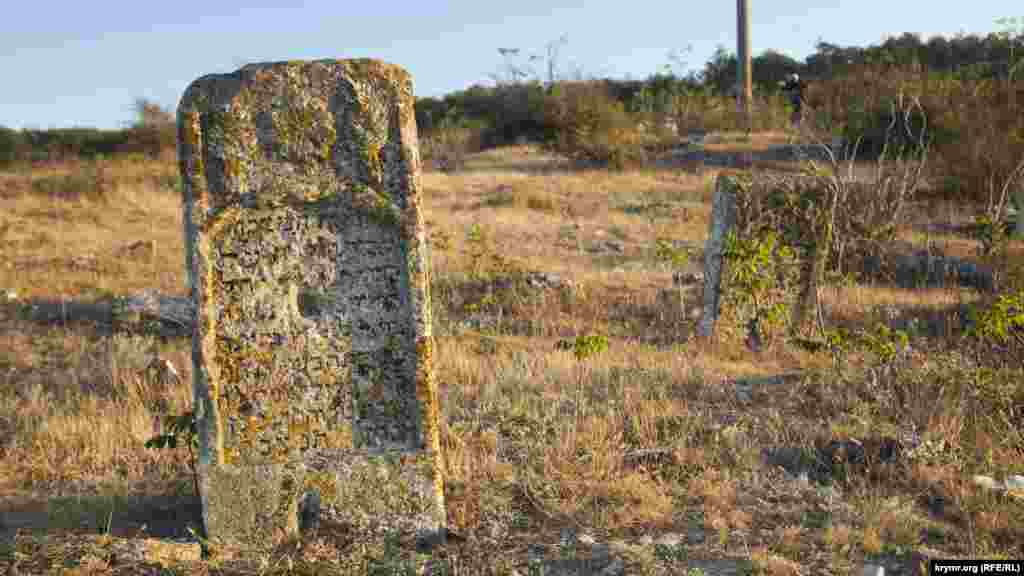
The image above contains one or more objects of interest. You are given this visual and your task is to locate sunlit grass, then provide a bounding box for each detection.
[2,142,1022,574]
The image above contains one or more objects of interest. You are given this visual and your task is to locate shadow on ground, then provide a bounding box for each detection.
[1,489,202,551]
[2,296,192,340]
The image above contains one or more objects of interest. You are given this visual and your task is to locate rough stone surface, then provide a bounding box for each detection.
[698,175,738,339]
[177,59,444,551]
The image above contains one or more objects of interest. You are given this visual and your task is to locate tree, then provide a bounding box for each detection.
[490,34,569,88]
[132,98,174,128]
[0,125,26,167]
[125,98,176,157]
[994,16,1024,236]
[701,45,737,95]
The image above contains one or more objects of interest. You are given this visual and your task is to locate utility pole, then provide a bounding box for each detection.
[737,0,752,133]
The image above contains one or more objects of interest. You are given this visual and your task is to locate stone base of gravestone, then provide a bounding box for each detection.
[178,59,445,552]
[199,449,444,546]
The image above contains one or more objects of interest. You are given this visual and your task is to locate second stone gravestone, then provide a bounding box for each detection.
[177,59,445,551]
[698,174,739,339]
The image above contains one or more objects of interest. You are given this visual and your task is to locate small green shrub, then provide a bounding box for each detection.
[858,322,910,366]
[966,290,1024,366]
[654,238,690,270]
[542,82,645,170]
[479,83,551,148]
[0,125,26,167]
[419,107,485,173]
[722,230,799,343]
[839,95,932,161]
[464,223,516,281]
[145,410,201,505]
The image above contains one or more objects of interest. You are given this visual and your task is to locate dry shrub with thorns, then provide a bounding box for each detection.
[720,95,931,337]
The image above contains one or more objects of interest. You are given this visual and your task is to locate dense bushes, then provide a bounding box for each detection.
[0,126,25,167]
[0,125,175,167]
[541,81,645,169]
[925,78,1024,206]
[802,61,1024,206]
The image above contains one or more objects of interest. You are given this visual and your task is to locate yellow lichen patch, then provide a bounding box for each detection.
[366,142,383,181]
[413,336,445,509]
[178,107,208,208]
[271,97,336,166]
[303,470,340,505]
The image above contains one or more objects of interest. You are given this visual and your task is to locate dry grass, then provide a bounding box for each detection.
[1,141,1022,575]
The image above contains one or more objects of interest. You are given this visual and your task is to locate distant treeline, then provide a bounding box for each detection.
[416,29,1024,139]
[1,28,1021,167]
[0,98,176,166]
[0,125,175,166]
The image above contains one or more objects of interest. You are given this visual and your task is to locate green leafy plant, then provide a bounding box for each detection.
[654,238,690,270]
[723,230,797,343]
[420,106,485,173]
[859,323,911,366]
[823,326,854,371]
[966,290,1024,365]
[561,333,609,452]
[653,540,690,564]
[570,333,609,361]
[975,214,1013,259]
[145,411,200,503]
[364,531,430,575]
[465,223,511,281]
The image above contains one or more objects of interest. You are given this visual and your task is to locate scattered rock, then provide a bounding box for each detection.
[972,475,999,490]
[972,474,1024,497]
[459,315,497,332]
[862,564,885,576]
[116,240,156,258]
[525,271,574,291]
[525,538,624,576]
[762,446,818,479]
[821,438,868,467]
[735,385,753,404]
[598,558,624,575]
[587,240,624,254]
[672,270,703,286]
[654,533,684,547]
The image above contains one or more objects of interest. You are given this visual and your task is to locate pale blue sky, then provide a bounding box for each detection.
[1,1,1018,130]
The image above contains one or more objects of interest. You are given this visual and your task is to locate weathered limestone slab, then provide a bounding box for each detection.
[177,59,445,551]
[697,175,738,339]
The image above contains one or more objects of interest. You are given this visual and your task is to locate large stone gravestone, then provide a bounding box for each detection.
[177,59,445,551]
